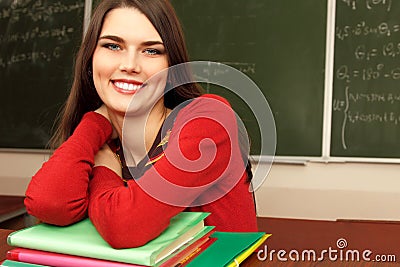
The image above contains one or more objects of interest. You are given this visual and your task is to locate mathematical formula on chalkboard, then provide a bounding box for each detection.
[342,0,392,11]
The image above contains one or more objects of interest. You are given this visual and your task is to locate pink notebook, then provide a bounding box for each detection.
[7,248,143,267]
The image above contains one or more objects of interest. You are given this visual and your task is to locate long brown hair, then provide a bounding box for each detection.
[49,0,202,149]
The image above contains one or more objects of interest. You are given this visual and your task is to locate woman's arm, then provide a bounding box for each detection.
[24,112,113,225]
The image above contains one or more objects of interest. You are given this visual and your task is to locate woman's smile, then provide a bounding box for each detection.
[112,79,146,94]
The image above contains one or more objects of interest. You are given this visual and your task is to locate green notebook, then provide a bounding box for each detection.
[186,231,267,267]
[0,260,48,267]
[7,212,213,267]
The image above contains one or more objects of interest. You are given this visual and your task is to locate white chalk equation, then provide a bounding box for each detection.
[0,1,84,23]
[194,62,256,79]
[0,47,62,68]
[336,21,400,41]
[336,64,400,83]
[191,62,256,91]
[0,25,75,43]
[354,42,400,61]
[341,0,392,12]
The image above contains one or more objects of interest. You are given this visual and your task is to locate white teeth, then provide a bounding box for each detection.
[114,81,142,91]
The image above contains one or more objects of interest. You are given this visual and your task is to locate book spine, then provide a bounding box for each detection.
[178,238,216,267]
[6,250,19,261]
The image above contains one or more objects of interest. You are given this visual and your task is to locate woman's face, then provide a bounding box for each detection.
[92,7,169,115]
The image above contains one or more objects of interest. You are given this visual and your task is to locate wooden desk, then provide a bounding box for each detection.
[241,217,400,266]
[0,228,15,262]
[0,196,25,222]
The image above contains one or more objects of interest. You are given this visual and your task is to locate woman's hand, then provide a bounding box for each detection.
[95,105,118,139]
[94,144,122,177]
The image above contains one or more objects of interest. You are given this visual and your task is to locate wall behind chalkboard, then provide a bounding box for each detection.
[1,0,400,161]
[0,0,84,149]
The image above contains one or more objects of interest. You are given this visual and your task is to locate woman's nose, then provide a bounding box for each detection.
[119,51,141,73]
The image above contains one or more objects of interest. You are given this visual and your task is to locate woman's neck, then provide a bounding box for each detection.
[110,101,170,166]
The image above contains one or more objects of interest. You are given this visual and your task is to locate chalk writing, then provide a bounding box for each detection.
[0,47,62,68]
[334,92,400,111]
[222,62,256,75]
[354,42,400,60]
[197,62,256,78]
[336,21,400,41]
[341,0,392,12]
[346,111,400,125]
[0,25,75,43]
[0,1,84,23]
[336,64,400,83]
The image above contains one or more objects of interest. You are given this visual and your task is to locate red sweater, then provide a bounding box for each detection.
[25,94,257,248]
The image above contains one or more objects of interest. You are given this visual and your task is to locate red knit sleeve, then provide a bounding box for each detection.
[88,95,246,248]
[24,112,113,226]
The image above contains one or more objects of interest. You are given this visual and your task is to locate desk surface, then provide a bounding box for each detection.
[0,196,25,224]
[0,228,14,262]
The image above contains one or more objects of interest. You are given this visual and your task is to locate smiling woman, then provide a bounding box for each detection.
[24,0,257,249]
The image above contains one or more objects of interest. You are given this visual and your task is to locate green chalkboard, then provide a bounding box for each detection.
[331,0,400,158]
[0,0,84,149]
[171,0,327,156]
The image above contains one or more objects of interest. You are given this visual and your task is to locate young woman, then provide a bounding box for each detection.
[25,0,257,249]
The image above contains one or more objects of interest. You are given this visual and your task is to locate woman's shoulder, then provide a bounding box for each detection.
[197,93,231,106]
[182,94,233,113]
[172,94,236,129]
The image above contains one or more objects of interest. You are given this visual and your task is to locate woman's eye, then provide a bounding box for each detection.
[144,48,161,55]
[104,43,121,51]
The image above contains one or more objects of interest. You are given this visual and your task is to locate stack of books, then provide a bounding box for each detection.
[3,212,269,267]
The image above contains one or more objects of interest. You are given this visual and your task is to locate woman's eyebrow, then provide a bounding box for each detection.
[142,40,164,46]
[99,35,164,45]
[97,35,164,49]
[98,35,124,43]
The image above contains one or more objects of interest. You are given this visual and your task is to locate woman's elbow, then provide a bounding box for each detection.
[25,195,88,226]
[94,218,162,249]
[101,228,157,249]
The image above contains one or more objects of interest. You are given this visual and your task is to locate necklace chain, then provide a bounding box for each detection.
[113,107,168,184]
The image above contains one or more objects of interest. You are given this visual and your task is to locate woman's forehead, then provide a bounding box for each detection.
[100,7,162,42]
